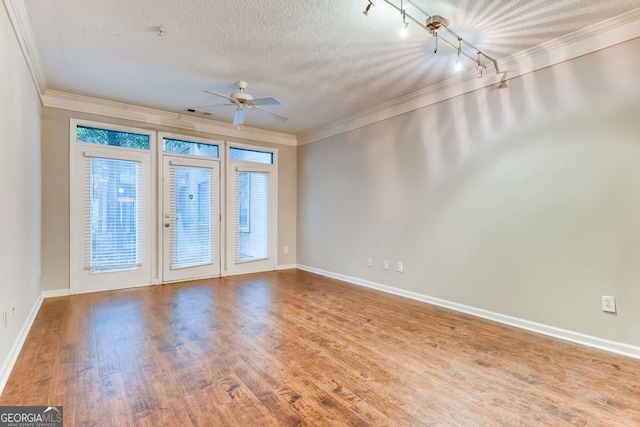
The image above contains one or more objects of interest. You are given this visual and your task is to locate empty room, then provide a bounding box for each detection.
[1,0,640,425]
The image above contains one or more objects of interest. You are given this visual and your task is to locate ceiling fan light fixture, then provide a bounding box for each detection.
[233,108,245,126]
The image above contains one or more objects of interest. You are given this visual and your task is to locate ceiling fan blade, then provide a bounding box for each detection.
[249,97,281,106]
[204,90,237,103]
[252,105,288,122]
[233,109,245,125]
[191,103,234,109]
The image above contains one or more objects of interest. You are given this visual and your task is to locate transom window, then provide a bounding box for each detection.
[163,138,219,158]
[76,125,150,150]
[229,147,274,164]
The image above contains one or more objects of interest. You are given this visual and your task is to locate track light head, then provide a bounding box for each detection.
[476,51,484,78]
[363,1,374,16]
[399,21,409,37]
[399,9,409,36]
[454,37,462,70]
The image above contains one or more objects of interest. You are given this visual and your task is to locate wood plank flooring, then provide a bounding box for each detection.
[1,269,639,426]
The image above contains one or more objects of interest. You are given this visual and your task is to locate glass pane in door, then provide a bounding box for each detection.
[235,171,270,262]
[86,157,142,272]
[170,165,213,269]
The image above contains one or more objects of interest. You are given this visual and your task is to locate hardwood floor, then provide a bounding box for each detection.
[1,269,639,426]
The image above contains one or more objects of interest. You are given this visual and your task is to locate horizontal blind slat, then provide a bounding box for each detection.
[170,165,213,269]
[85,157,142,272]
[236,171,270,263]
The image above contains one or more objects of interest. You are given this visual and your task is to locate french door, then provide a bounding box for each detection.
[73,145,152,294]
[162,156,221,282]
[72,122,276,293]
[226,145,277,275]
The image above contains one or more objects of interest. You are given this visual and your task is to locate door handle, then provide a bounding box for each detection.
[164,223,170,227]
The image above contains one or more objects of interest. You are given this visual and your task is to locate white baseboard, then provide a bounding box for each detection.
[276,264,297,271]
[296,265,640,360]
[0,294,44,396]
[0,288,74,395]
[42,288,71,298]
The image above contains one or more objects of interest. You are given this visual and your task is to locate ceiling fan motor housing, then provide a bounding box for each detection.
[231,92,253,102]
[231,81,253,102]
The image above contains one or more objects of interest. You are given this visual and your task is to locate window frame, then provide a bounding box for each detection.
[69,119,156,294]
[161,134,221,159]
[76,124,152,150]
[225,142,278,274]
[158,132,224,281]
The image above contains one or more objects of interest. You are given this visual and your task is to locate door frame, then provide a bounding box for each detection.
[157,132,225,283]
[225,142,278,275]
[160,155,221,282]
[69,119,156,294]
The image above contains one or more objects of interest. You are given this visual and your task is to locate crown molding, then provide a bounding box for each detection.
[7,0,640,147]
[3,0,47,96]
[298,7,640,145]
[42,90,298,146]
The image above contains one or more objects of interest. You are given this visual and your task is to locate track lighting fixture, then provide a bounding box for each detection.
[399,10,409,37]
[362,0,499,77]
[399,21,409,37]
[476,51,486,78]
[398,1,409,37]
[454,38,463,71]
[363,0,374,16]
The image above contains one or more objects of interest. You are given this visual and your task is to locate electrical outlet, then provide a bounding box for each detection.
[383,260,389,270]
[602,296,616,313]
[367,258,372,267]
[397,262,403,273]
[284,246,289,254]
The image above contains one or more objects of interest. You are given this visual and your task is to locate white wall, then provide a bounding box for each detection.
[0,4,42,387]
[298,37,640,348]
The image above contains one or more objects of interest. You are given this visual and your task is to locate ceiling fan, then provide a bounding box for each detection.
[191,81,288,125]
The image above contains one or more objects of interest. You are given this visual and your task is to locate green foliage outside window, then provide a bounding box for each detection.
[77,125,150,150]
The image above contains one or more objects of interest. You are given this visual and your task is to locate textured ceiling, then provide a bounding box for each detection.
[23,0,640,135]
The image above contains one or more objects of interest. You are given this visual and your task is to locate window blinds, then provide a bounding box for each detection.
[85,156,142,271]
[170,165,213,269]
[235,170,270,262]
